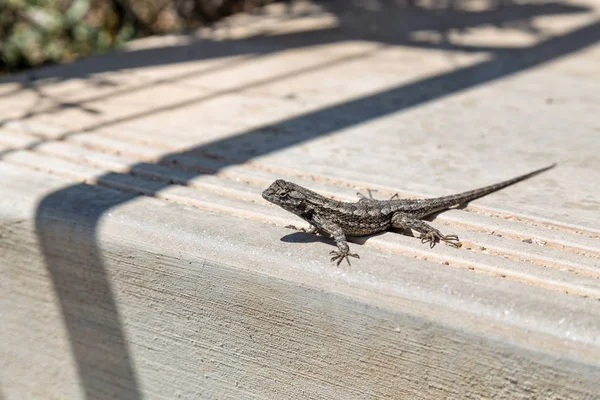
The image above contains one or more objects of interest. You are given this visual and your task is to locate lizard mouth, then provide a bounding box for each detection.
[262,180,286,204]
[262,187,278,204]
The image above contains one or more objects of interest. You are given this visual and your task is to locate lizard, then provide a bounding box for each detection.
[262,164,556,265]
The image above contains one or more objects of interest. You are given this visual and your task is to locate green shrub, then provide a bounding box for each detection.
[0,0,276,73]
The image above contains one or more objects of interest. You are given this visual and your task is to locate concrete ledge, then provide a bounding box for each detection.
[1,1,600,398]
[2,163,599,398]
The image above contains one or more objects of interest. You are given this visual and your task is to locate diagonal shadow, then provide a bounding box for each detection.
[0,43,383,142]
[0,0,589,115]
[18,3,600,399]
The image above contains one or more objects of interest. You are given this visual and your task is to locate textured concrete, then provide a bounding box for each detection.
[1,0,600,398]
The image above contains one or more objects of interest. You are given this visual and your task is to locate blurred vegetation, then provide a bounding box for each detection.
[0,0,278,73]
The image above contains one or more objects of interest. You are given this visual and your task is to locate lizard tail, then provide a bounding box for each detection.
[425,163,556,214]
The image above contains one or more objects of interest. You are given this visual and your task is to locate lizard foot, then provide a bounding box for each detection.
[419,231,462,248]
[330,250,360,266]
[286,225,318,234]
[357,190,400,202]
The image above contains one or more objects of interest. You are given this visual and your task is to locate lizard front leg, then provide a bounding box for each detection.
[316,218,360,266]
[357,190,399,203]
[285,224,320,234]
[391,212,462,248]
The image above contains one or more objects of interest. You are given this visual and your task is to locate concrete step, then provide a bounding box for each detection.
[2,0,600,398]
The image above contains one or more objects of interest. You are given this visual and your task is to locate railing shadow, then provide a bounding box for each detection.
[0,0,589,105]
[2,0,596,398]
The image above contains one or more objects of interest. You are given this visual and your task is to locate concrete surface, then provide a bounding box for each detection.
[1,0,600,398]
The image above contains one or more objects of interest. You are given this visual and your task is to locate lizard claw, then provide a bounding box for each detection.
[329,250,360,266]
[419,232,462,248]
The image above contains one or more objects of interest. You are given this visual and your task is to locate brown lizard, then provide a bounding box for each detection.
[262,164,556,265]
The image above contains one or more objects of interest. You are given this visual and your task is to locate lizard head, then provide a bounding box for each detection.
[262,180,308,213]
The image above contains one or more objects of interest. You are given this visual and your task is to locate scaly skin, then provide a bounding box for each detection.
[262,164,556,265]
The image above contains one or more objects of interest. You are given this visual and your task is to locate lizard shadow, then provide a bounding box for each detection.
[280,230,387,247]
[281,228,403,248]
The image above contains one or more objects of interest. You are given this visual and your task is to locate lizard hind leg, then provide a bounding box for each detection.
[391,213,462,248]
